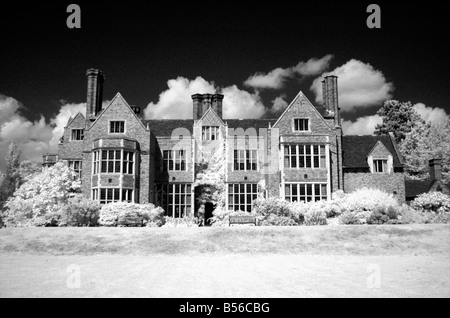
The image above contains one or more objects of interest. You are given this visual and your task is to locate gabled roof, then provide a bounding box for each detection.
[194,107,225,127]
[342,135,403,169]
[273,91,331,129]
[88,93,147,131]
[142,120,195,137]
[66,112,85,128]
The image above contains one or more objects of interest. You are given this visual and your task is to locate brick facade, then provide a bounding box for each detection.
[53,69,407,220]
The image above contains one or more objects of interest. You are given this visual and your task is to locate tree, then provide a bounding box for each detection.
[0,142,22,203]
[375,100,425,144]
[194,140,227,221]
[400,119,450,183]
[2,161,80,227]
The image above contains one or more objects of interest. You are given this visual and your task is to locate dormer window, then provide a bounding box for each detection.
[110,121,125,134]
[373,159,388,174]
[71,129,84,141]
[294,119,309,132]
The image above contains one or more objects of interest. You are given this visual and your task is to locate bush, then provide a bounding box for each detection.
[334,188,400,214]
[54,195,101,227]
[339,210,372,225]
[367,206,400,225]
[162,216,200,228]
[260,215,297,226]
[411,192,450,213]
[252,198,291,218]
[210,208,254,227]
[303,204,328,226]
[98,202,165,227]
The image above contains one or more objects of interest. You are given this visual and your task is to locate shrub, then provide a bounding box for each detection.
[54,195,101,227]
[252,198,291,218]
[162,216,200,228]
[98,202,165,227]
[260,215,297,226]
[210,208,254,227]
[339,210,372,225]
[367,206,400,225]
[303,204,327,226]
[411,192,450,213]
[334,188,400,214]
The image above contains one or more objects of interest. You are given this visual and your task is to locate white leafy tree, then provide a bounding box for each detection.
[400,119,450,183]
[194,139,226,221]
[2,161,80,227]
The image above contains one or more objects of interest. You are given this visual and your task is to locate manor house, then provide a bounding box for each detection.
[45,69,405,222]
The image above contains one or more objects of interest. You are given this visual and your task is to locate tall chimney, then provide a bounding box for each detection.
[429,159,442,181]
[212,94,224,119]
[192,94,203,120]
[86,68,104,123]
[202,94,212,115]
[322,75,340,126]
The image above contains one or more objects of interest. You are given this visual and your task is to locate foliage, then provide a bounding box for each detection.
[252,197,292,218]
[194,140,227,220]
[411,192,450,214]
[367,206,400,225]
[303,203,328,226]
[374,100,425,144]
[210,208,254,227]
[339,210,373,225]
[2,162,80,227]
[162,216,200,228]
[400,119,450,182]
[54,195,101,227]
[0,143,22,203]
[259,214,297,226]
[98,202,165,227]
[399,204,450,224]
[333,188,400,214]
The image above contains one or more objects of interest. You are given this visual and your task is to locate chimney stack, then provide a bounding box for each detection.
[322,75,340,126]
[86,68,104,123]
[202,94,213,114]
[192,94,203,120]
[429,159,442,181]
[212,94,224,119]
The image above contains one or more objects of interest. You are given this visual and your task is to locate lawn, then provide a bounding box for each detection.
[1,224,449,298]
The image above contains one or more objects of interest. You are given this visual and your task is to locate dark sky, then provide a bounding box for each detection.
[1,1,449,122]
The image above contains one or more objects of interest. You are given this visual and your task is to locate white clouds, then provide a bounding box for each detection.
[293,55,334,76]
[49,102,86,147]
[311,59,394,112]
[243,68,292,90]
[244,55,334,90]
[342,115,383,136]
[413,103,449,124]
[270,95,289,114]
[222,86,265,119]
[0,95,87,171]
[143,77,266,120]
[144,77,216,120]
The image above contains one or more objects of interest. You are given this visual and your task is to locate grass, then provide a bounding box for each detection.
[1,224,449,298]
[0,224,449,256]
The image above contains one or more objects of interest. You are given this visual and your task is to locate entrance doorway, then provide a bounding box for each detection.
[204,202,215,226]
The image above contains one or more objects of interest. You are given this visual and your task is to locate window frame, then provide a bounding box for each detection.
[162,150,186,171]
[284,145,326,169]
[233,149,258,171]
[285,183,328,203]
[202,126,219,141]
[156,184,192,218]
[373,159,388,174]
[71,129,84,141]
[293,118,310,132]
[109,121,125,134]
[227,183,258,212]
[92,149,135,175]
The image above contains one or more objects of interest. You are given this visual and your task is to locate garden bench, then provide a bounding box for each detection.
[229,215,258,226]
[118,216,143,227]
